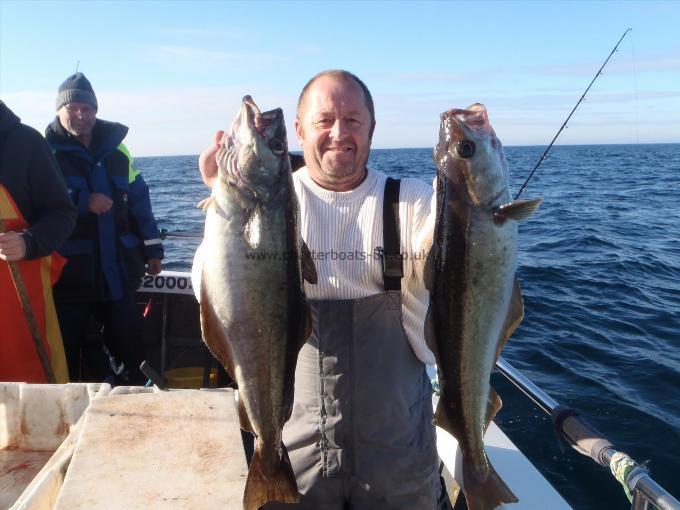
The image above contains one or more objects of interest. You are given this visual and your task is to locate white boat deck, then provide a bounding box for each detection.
[434,396,571,509]
[2,383,247,510]
[53,387,247,509]
[3,377,571,509]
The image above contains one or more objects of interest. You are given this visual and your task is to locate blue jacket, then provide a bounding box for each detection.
[45,118,163,301]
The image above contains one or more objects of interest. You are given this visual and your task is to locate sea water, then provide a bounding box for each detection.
[138,143,680,510]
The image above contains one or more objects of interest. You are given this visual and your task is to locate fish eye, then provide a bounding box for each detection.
[455,140,476,159]
[269,138,286,155]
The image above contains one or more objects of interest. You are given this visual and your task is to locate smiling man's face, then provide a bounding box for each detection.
[295,75,373,192]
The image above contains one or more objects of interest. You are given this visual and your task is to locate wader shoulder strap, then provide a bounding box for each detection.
[382,177,403,291]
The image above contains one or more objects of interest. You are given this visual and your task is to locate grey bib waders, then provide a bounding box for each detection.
[266,179,442,510]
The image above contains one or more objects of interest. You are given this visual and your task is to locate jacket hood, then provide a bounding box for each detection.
[45,117,129,157]
[0,101,21,136]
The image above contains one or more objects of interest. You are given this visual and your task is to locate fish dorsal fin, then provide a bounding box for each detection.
[301,241,318,284]
[199,273,236,381]
[197,196,216,211]
[484,386,503,433]
[304,302,313,342]
[244,204,262,249]
[495,277,524,363]
[494,197,542,223]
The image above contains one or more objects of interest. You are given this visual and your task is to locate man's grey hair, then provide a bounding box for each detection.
[296,70,376,139]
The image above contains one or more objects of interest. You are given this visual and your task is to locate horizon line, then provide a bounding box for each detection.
[135,141,679,159]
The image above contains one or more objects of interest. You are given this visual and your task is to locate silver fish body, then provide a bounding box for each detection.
[199,96,316,510]
[425,104,541,510]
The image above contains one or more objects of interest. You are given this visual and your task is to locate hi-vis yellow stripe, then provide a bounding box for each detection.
[0,186,21,221]
[117,143,140,183]
[40,256,69,383]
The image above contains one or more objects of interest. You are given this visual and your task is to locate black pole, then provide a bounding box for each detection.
[515,28,632,200]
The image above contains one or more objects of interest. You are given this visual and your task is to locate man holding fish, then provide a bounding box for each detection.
[195,69,536,510]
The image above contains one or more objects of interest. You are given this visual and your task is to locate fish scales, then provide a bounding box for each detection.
[425,104,541,510]
[199,96,316,510]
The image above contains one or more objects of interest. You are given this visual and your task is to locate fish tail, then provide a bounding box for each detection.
[462,458,518,510]
[243,443,299,510]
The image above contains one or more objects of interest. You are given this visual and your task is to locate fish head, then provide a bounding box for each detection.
[218,95,290,202]
[434,103,510,207]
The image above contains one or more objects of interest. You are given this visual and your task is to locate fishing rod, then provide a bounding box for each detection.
[495,357,680,510]
[514,28,632,200]
[159,228,203,240]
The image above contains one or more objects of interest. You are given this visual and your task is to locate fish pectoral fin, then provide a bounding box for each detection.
[244,204,262,249]
[493,197,542,223]
[234,389,254,433]
[244,443,299,510]
[433,399,465,441]
[424,304,438,357]
[199,275,236,380]
[494,278,524,363]
[197,196,216,211]
[301,241,318,284]
[484,386,503,433]
[423,245,436,291]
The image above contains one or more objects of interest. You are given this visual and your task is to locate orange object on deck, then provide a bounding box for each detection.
[0,184,69,383]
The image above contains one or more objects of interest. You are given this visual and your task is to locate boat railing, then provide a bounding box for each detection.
[496,357,680,510]
[159,229,203,240]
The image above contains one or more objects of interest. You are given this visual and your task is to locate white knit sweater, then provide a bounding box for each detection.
[192,166,436,364]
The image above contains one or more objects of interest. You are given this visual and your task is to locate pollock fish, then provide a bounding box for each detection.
[199,96,317,510]
[424,104,541,510]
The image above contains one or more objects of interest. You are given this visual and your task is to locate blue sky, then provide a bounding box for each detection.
[1,1,678,156]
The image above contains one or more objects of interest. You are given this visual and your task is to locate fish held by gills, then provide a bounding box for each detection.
[198,96,317,510]
[424,104,541,510]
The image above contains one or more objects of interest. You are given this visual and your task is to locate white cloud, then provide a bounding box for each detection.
[4,77,678,157]
[152,26,256,40]
[149,45,278,64]
[3,86,300,156]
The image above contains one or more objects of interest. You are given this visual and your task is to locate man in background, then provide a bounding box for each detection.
[45,73,164,385]
[0,100,75,383]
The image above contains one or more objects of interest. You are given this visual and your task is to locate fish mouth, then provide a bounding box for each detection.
[445,103,490,136]
[241,95,282,137]
[219,96,286,201]
[446,103,502,151]
[438,104,508,207]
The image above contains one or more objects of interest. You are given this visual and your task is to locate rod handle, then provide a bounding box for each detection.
[560,413,614,466]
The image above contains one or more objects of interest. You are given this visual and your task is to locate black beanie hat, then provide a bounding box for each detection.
[56,72,98,111]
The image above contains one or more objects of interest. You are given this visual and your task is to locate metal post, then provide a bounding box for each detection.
[495,357,559,413]
[633,474,680,510]
[160,294,168,376]
[632,491,651,510]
